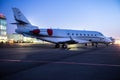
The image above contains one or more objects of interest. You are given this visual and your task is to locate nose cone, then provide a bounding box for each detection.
[105,38,112,43]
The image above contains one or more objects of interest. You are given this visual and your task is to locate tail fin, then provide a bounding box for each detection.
[12,8,31,25]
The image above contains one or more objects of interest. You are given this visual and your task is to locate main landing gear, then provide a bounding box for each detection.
[55,44,60,48]
[55,44,67,49]
[106,43,109,47]
[92,43,98,47]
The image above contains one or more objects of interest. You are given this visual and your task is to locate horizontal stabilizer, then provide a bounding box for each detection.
[11,21,28,25]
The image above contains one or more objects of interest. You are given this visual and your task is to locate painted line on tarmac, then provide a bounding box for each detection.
[53,62,120,67]
[0,59,120,67]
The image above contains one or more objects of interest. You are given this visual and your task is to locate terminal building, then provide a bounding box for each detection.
[0,13,40,43]
[0,13,45,44]
[7,33,40,43]
[0,13,7,42]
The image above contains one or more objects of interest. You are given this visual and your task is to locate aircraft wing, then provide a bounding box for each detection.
[72,38,90,43]
[41,37,72,43]
[46,37,90,44]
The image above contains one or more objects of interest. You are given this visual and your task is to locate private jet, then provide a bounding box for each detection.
[12,8,112,48]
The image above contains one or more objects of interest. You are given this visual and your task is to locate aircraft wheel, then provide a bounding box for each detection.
[106,43,109,47]
[62,44,67,49]
[92,43,94,46]
[95,43,98,47]
[85,43,87,46]
[55,44,60,48]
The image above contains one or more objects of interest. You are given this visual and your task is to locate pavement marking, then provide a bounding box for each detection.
[0,59,120,67]
[53,62,120,67]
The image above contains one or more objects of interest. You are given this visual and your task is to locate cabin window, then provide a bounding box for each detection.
[91,34,93,36]
[87,34,89,36]
[72,33,74,35]
[95,34,96,36]
[84,34,86,36]
[76,33,78,36]
[67,33,70,35]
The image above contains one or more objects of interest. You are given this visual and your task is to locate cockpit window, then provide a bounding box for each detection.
[99,33,103,36]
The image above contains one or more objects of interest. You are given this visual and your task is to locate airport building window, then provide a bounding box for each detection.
[0,30,6,35]
[0,14,7,42]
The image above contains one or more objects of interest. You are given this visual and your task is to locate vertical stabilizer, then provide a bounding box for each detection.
[12,8,31,25]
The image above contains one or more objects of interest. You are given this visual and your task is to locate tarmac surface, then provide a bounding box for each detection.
[0,43,120,80]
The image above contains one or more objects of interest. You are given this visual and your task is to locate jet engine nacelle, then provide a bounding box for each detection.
[30,29,40,35]
[15,26,39,34]
[39,29,53,36]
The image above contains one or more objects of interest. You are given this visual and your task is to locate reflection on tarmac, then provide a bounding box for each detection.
[68,44,94,51]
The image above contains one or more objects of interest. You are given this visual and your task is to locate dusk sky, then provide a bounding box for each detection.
[0,0,120,39]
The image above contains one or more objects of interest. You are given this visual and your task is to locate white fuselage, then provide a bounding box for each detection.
[16,28,112,44]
